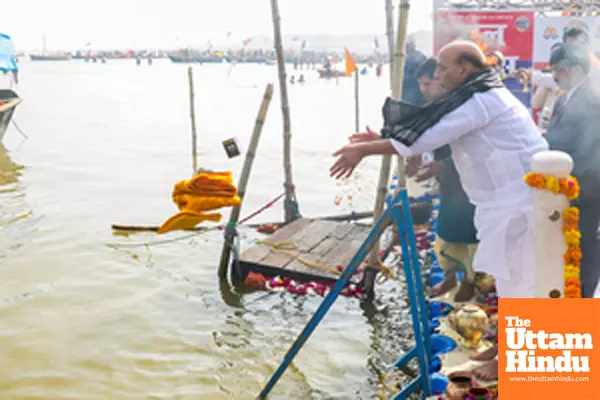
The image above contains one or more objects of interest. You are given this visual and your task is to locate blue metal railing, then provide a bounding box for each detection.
[257,189,433,399]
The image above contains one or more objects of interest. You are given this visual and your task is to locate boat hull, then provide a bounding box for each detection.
[317,69,348,78]
[30,54,71,61]
[0,90,22,143]
[168,55,228,64]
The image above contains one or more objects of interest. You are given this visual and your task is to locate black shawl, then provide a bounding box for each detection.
[380,67,504,147]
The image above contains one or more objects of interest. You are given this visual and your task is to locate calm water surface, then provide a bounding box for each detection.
[0,59,415,399]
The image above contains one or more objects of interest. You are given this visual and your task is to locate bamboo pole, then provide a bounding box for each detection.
[218,83,275,278]
[363,0,411,300]
[188,66,198,174]
[385,0,396,90]
[270,0,300,223]
[111,211,374,233]
[393,0,411,186]
[354,71,360,132]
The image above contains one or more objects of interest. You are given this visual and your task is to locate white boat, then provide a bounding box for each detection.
[0,90,22,143]
[0,33,21,144]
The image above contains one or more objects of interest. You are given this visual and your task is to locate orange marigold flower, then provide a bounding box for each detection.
[558,178,569,193]
[564,286,582,298]
[563,207,580,219]
[525,172,545,189]
[564,247,583,265]
[564,177,580,200]
[564,265,580,280]
[565,277,581,288]
[564,230,581,246]
[545,176,561,194]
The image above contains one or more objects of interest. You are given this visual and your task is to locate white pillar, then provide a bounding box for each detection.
[531,151,573,298]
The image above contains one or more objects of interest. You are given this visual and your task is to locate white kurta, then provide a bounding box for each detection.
[391,87,549,298]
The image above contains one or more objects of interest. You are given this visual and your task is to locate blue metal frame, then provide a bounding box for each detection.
[257,189,431,399]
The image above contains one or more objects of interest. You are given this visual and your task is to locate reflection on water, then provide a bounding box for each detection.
[0,144,40,266]
[0,60,417,399]
[0,144,23,186]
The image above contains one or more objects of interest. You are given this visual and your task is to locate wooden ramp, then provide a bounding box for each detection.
[237,219,371,283]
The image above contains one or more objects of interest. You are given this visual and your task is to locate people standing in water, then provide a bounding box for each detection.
[298,74,305,84]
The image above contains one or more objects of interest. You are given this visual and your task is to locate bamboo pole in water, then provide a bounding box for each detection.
[270,0,300,223]
[218,83,275,278]
[354,71,360,132]
[363,0,411,300]
[393,0,411,185]
[110,211,374,233]
[188,66,198,174]
[385,0,395,90]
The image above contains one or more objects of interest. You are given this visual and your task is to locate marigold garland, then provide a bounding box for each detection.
[524,172,582,298]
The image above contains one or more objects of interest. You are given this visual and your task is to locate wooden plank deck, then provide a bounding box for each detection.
[237,218,371,283]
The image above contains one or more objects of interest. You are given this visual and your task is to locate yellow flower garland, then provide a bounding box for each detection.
[524,172,582,298]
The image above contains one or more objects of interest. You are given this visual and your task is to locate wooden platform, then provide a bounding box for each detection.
[236,219,371,283]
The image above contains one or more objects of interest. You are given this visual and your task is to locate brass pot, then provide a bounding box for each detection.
[446,371,473,400]
[474,273,496,295]
[454,305,490,346]
[467,387,491,399]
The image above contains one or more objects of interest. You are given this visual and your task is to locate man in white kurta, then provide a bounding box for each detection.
[331,41,549,300]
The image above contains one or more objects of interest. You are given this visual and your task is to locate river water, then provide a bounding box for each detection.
[0,59,417,399]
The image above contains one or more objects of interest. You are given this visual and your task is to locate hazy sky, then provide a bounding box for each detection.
[2,0,434,50]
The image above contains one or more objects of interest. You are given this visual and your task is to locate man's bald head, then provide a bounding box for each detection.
[435,40,489,92]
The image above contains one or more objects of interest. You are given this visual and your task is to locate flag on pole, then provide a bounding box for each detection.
[344,48,356,76]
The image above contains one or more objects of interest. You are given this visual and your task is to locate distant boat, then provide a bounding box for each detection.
[317,68,348,79]
[29,33,71,62]
[30,54,71,61]
[168,55,228,64]
[0,90,22,144]
[234,57,268,64]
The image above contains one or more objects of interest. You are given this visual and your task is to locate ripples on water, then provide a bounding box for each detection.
[0,60,417,399]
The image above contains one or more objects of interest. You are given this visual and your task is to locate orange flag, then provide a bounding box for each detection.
[344,48,356,76]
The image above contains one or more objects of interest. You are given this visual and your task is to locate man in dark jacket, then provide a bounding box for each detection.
[401,37,427,105]
[545,43,600,297]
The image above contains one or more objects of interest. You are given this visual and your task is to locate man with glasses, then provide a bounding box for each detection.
[546,43,600,297]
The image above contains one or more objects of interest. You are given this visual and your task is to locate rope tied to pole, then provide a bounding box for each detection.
[256,240,341,276]
[256,240,399,283]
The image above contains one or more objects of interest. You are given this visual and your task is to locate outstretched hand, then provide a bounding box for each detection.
[330,144,365,180]
[414,161,444,182]
[348,126,380,144]
[405,155,422,178]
